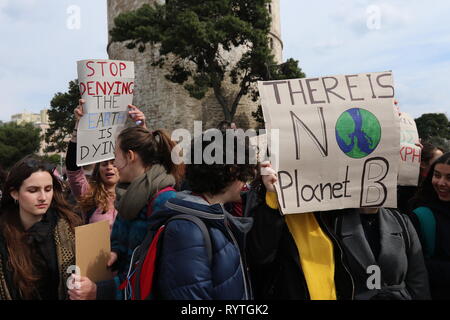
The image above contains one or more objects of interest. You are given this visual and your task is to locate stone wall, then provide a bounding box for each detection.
[107,0,283,133]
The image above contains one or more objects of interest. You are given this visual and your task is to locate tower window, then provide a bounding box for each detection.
[268,4,272,14]
[269,37,274,49]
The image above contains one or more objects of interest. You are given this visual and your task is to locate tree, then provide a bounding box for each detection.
[252,58,306,126]
[0,122,41,169]
[45,80,80,153]
[42,154,63,166]
[415,113,450,141]
[110,0,283,122]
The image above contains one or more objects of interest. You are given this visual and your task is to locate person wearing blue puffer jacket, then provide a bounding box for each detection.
[147,130,256,300]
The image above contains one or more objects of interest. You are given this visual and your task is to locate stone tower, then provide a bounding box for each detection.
[107,0,283,132]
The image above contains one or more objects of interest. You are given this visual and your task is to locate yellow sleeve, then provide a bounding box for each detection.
[265,191,279,210]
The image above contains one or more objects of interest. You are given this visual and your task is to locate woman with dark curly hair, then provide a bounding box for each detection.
[144,130,257,300]
[0,155,82,300]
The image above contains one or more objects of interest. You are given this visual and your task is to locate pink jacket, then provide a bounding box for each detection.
[66,169,118,231]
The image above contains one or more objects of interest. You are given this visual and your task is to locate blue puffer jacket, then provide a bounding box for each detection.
[149,191,253,300]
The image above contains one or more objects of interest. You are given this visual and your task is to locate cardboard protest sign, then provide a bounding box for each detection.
[398,112,421,186]
[77,59,135,166]
[75,220,113,282]
[258,72,400,214]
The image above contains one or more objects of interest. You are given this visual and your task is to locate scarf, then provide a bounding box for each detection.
[0,213,75,300]
[117,164,176,221]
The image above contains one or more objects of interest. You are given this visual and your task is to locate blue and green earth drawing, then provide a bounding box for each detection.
[335,108,381,159]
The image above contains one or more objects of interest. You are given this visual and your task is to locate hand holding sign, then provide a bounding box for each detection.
[107,251,118,268]
[75,99,85,121]
[261,162,278,193]
[128,104,147,128]
[68,274,97,300]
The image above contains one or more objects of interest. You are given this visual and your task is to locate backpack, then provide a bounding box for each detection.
[119,214,213,300]
[412,207,436,258]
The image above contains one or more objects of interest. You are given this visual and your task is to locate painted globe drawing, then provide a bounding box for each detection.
[335,108,381,159]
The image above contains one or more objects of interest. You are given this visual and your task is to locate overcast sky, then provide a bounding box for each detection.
[1,0,449,122]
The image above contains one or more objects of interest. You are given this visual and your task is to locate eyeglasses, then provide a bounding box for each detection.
[24,158,56,173]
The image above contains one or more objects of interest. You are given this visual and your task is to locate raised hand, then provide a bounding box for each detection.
[128,104,147,128]
[260,161,278,193]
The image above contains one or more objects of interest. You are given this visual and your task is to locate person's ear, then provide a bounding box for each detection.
[10,190,18,201]
[127,150,136,163]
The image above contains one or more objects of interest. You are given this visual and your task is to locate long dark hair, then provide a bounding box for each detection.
[118,127,185,186]
[411,152,450,209]
[0,155,82,299]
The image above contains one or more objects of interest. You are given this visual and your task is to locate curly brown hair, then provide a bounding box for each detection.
[185,131,257,195]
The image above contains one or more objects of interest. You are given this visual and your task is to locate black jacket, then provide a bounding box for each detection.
[332,208,430,300]
[409,200,450,299]
[245,189,354,300]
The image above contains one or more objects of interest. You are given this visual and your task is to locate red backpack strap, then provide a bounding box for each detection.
[146,187,176,217]
[132,225,166,300]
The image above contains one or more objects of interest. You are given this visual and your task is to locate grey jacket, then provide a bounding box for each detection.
[332,208,431,300]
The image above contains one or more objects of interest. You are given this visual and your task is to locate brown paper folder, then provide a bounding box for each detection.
[75,220,113,282]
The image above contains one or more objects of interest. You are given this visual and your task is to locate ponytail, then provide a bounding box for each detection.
[118,127,185,186]
[151,130,185,186]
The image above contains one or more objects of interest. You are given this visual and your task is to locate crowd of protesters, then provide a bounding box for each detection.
[0,100,449,301]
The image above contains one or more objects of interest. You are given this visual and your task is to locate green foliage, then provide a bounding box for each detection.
[252,58,306,127]
[415,113,450,141]
[268,57,306,80]
[0,122,41,169]
[42,154,63,166]
[45,80,80,153]
[110,0,279,122]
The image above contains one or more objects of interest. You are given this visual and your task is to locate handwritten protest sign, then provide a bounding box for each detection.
[76,59,134,166]
[258,72,400,214]
[398,112,421,186]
